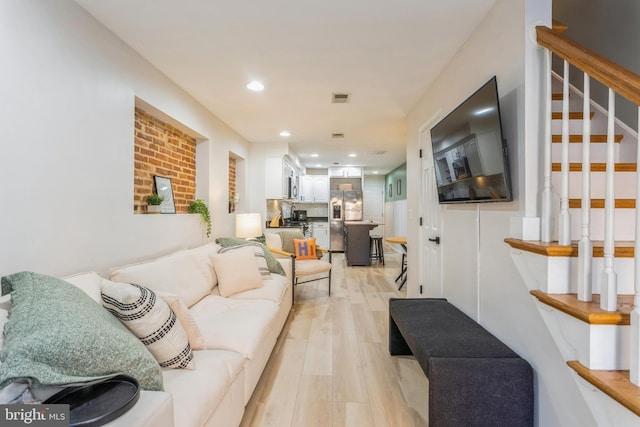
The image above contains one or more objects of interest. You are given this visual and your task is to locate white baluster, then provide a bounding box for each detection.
[578,73,592,302]
[541,49,554,243]
[558,60,571,245]
[631,105,640,385]
[601,88,617,312]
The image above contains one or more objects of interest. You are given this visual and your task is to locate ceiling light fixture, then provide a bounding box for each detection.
[279,130,291,137]
[348,153,357,158]
[246,81,264,91]
[310,153,319,158]
[315,164,322,167]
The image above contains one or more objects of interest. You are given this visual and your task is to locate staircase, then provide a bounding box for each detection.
[506,23,640,426]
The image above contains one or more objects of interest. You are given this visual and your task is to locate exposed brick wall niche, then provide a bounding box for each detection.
[134,108,196,213]
[228,155,236,213]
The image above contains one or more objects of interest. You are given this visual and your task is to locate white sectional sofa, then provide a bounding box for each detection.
[0,241,292,427]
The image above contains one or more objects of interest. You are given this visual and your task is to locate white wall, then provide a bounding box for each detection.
[0,0,251,278]
[406,0,596,426]
[363,175,385,236]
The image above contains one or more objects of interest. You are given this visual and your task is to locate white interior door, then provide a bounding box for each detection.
[420,118,442,297]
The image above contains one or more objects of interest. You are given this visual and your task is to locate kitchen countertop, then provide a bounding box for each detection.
[344,221,383,226]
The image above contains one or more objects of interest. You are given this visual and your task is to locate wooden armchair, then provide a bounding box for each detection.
[265,231,332,303]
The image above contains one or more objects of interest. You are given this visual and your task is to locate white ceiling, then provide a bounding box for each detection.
[74,0,496,174]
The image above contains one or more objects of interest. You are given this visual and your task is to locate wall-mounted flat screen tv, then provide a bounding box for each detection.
[430,76,512,204]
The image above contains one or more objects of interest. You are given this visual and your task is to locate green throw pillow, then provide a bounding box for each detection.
[0,271,163,391]
[216,237,287,276]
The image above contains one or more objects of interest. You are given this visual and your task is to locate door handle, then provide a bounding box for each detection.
[428,236,440,245]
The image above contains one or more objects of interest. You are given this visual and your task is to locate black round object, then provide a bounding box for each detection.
[44,375,140,426]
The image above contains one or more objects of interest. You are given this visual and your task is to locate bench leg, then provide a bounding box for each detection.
[389,311,413,356]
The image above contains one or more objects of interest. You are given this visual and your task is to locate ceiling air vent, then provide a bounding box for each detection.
[332,93,351,103]
[331,133,345,139]
[367,150,387,156]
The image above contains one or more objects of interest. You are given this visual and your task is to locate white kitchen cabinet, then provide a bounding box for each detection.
[300,175,328,203]
[301,175,314,202]
[312,176,329,202]
[328,167,362,178]
[345,167,362,177]
[265,157,299,200]
[312,222,329,248]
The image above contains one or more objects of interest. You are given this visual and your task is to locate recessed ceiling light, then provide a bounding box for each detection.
[279,130,291,137]
[372,171,379,174]
[315,164,322,167]
[246,81,264,91]
[310,153,319,158]
[348,153,357,158]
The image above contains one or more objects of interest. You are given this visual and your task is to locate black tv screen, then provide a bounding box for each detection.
[430,77,512,204]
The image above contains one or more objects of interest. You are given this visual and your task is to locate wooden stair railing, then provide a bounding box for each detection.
[536,26,640,106]
[536,19,640,364]
[519,22,640,415]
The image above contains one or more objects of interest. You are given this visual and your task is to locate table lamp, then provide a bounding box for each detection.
[235,213,263,240]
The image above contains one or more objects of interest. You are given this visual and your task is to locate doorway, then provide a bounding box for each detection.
[419,115,443,297]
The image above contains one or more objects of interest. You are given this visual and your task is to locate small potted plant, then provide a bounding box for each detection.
[146,194,164,214]
[188,199,211,238]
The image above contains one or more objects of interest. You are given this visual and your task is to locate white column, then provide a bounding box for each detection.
[630,105,640,385]
[557,60,571,245]
[600,88,617,312]
[541,49,554,243]
[578,73,592,302]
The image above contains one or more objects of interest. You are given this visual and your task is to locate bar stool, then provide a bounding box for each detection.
[370,235,385,265]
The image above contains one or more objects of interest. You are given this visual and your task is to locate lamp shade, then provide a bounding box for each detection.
[235,213,263,239]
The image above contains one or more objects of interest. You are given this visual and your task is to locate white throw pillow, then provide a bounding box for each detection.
[100,279,195,369]
[157,292,205,351]
[219,243,272,280]
[210,246,263,297]
[62,272,103,303]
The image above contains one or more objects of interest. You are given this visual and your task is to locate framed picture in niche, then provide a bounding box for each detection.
[154,175,176,214]
[388,183,393,197]
[397,179,402,196]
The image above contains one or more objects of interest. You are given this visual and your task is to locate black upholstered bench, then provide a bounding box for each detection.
[389,298,533,427]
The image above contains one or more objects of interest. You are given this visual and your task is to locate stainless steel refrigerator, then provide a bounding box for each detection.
[329,190,363,251]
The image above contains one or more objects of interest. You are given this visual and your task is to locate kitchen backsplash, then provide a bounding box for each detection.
[266,199,328,221]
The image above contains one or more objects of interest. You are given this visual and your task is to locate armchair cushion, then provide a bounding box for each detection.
[277,230,305,253]
[294,259,332,276]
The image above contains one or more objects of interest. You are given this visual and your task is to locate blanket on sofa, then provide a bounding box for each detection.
[0,272,163,391]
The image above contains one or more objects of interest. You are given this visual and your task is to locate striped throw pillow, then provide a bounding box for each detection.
[100,279,194,370]
[219,243,272,280]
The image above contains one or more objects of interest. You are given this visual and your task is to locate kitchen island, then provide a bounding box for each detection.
[344,221,382,266]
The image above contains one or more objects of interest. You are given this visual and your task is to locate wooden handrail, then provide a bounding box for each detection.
[536,26,640,106]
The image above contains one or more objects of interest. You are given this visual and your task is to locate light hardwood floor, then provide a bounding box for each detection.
[240,249,429,427]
